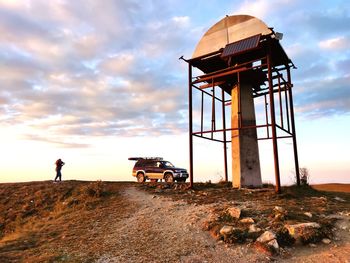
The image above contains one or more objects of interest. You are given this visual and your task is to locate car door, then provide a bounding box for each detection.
[151,161,164,179]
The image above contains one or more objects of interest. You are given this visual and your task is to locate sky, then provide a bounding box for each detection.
[0,0,349,185]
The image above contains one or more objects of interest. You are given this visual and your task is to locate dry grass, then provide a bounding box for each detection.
[1,181,349,262]
[0,180,136,262]
[311,183,350,193]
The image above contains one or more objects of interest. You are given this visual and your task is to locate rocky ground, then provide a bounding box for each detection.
[0,181,349,262]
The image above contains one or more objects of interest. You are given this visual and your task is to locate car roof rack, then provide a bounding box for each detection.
[128,157,163,161]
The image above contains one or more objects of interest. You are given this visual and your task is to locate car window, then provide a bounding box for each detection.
[162,161,174,168]
[149,161,158,167]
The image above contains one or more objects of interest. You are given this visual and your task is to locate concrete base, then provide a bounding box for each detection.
[231,83,262,188]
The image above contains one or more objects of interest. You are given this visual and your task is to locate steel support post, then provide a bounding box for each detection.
[188,63,194,188]
[211,84,215,139]
[264,94,270,138]
[267,53,281,193]
[287,67,300,186]
[222,88,228,182]
[201,91,204,135]
[284,83,291,132]
[278,75,284,128]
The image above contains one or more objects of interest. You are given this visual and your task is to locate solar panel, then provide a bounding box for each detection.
[221,34,261,58]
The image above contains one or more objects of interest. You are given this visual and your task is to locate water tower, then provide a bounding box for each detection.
[183,15,300,193]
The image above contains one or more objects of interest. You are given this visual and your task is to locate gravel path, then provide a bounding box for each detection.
[94,186,267,263]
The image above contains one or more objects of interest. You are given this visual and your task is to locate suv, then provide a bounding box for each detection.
[128,157,189,183]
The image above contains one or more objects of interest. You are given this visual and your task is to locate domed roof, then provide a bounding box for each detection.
[192,15,273,58]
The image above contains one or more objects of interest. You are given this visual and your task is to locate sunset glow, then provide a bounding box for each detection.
[0,0,349,184]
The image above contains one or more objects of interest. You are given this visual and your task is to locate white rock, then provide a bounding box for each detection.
[257,231,276,243]
[309,243,317,248]
[334,196,346,202]
[304,212,313,218]
[220,225,234,236]
[248,224,261,233]
[274,206,285,213]
[267,239,279,250]
[240,217,255,224]
[322,238,331,244]
[227,207,241,219]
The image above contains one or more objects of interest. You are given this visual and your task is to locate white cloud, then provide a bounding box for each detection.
[99,53,136,75]
[236,0,271,18]
[0,0,349,149]
[172,16,190,27]
[236,0,294,20]
[319,36,350,50]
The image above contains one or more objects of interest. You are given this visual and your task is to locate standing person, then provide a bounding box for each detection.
[54,158,65,182]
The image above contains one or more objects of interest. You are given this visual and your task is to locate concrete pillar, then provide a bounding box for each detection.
[231,82,262,188]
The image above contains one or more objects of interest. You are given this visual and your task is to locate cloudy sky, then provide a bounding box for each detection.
[0,0,349,184]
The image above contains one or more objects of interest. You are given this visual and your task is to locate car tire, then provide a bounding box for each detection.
[137,173,145,183]
[164,173,174,183]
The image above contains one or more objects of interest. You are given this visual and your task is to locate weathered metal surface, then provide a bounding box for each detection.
[193,15,272,58]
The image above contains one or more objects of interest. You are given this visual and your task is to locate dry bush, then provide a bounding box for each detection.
[300,167,310,185]
[81,180,106,198]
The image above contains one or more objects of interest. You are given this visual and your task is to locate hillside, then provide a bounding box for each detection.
[0,181,349,262]
[312,183,350,193]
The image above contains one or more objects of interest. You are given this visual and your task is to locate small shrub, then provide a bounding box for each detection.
[299,167,310,185]
[82,181,106,198]
[225,228,248,244]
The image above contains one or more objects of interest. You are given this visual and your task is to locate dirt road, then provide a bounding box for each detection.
[92,186,267,263]
[0,181,349,262]
[80,185,350,263]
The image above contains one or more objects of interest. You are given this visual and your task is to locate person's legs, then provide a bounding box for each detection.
[55,170,62,181]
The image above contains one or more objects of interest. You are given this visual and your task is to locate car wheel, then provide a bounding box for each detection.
[137,173,145,183]
[164,173,174,183]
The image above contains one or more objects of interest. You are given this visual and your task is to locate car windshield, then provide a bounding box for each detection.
[162,161,174,168]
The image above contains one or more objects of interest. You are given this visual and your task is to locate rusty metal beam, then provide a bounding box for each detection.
[284,83,291,132]
[267,49,281,194]
[199,81,226,89]
[194,55,267,81]
[222,88,228,182]
[212,83,216,137]
[278,75,284,129]
[193,134,225,143]
[258,135,293,141]
[188,63,193,188]
[193,84,223,102]
[193,62,267,85]
[201,91,204,136]
[264,94,270,138]
[193,124,269,135]
[275,124,293,136]
[287,66,300,186]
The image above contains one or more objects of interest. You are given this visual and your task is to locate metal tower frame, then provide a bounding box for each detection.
[184,35,300,193]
